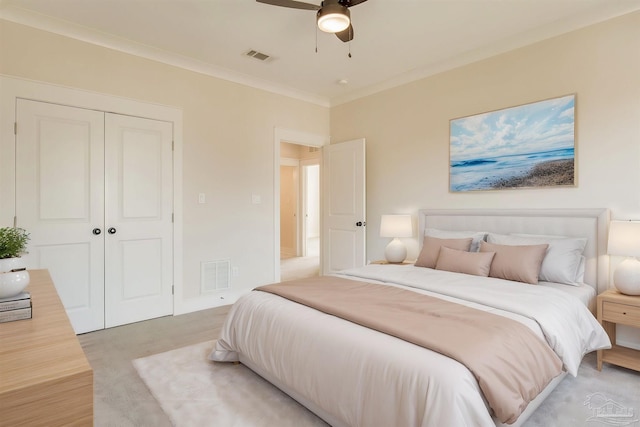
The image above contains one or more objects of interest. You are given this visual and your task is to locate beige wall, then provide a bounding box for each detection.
[2,11,639,311]
[0,20,330,307]
[331,12,640,261]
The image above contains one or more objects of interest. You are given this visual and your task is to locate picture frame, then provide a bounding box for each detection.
[449,94,576,192]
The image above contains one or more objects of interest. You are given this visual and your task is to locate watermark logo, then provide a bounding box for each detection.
[584,392,638,426]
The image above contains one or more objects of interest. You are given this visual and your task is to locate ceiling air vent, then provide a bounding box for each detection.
[245,49,272,62]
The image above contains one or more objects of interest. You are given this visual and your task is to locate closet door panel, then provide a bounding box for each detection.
[15,99,105,333]
[104,113,173,328]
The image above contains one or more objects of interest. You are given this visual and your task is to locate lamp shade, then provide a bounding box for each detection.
[380,215,412,238]
[317,4,350,33]
[608,220,640,258]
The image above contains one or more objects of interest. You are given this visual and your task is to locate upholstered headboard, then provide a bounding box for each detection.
[418,209,610,293]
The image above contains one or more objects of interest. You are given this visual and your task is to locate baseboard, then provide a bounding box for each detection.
[174,291,243,315]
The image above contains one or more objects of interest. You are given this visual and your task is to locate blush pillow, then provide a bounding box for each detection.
[435,246,495,277]
[425,228,487,252]
[415,236,473,269]
[488,233,587,285]
[480,241,548,284]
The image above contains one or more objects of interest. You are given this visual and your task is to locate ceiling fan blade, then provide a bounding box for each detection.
[340,0,368,7]
[335,24,354,42]
[256,0,320,10]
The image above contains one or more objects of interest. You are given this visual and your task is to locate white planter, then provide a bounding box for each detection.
[0,257,26,273]
[0,257,30,298]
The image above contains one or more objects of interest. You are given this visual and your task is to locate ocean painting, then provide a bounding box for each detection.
[450,95,575,192]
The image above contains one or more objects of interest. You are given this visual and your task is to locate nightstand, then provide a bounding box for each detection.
[597,288,640,372]
[369,260,414,265]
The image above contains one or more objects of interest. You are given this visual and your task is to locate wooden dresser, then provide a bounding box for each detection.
[0,269,93,426]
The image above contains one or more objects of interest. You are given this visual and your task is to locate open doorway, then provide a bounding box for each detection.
[301,162,320,257]
[280,142,321,281]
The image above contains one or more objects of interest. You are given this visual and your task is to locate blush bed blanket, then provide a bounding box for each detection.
[210,265,610,427]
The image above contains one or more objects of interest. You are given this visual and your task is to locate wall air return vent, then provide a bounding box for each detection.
[245,49,272,62]
[201,260,231,293]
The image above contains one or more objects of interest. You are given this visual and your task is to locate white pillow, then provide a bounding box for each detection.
[575,256,586,284]
[486,233,587,286]
[425,228,487,252]
[514,233,588,285]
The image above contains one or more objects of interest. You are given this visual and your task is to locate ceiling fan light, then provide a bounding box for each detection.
[317,4,350,33]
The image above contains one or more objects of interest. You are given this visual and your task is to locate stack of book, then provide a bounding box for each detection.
[0,291,32,323]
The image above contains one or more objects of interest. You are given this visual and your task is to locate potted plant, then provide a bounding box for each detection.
[0,227,31,298]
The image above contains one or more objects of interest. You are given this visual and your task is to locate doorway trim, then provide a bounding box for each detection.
[273,127,329,282]
[0,75,185,314]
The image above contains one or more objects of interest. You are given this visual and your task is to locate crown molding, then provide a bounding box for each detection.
[0,5,331,108]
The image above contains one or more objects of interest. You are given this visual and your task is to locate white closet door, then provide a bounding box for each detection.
[16,99,106,333]
[104,113,173,328]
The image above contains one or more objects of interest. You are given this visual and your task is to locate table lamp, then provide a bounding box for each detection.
[380,214,413,263]
[607,220,640,295]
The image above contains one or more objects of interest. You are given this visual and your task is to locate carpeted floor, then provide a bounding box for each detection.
[134,340,640,427]
[280,255,320,281]
[79,306,231,427]
[134,341,328,427]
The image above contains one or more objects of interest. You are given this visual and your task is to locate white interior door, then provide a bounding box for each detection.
[322,139,366,274]
[104,113,174,328]
[16,99,106,333]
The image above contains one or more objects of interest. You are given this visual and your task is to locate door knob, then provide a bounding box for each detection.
[108,227,117,235]
[92,228,102,235]
[356,221,363,227]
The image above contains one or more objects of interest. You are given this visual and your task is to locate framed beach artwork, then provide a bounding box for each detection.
[449,94,575,192]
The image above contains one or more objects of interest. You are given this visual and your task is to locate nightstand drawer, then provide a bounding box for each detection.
[602,301,640,326]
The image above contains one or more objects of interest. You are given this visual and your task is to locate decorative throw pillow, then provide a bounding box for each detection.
[487,233,587,285]
[425,228,487,252]
[435,246,495,277]
[415,236,473,269]
[480,241,548,284]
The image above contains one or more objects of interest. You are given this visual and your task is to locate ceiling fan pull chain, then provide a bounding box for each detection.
[348,42,352,58]
[315,25,318,53]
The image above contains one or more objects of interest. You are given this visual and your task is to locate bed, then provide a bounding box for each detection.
[210,209,612,427]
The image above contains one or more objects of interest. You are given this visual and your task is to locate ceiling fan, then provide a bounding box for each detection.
[256,0,369,42]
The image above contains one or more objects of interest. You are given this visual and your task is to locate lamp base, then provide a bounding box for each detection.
[384,238,407,263]
[613,258,640,295]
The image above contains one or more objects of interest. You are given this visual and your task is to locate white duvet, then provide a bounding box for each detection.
[211,265,610,427]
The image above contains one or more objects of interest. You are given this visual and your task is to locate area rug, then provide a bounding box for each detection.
[133,340,328,427]
[134,341,640,427]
